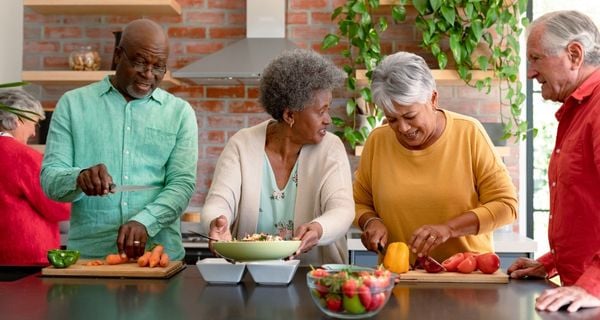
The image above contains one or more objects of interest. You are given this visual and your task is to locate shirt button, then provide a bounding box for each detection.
[555,149,560,154]
[125,150,129,155]
[551,249,555,254]
[127,126,131,131]
[551,181,556,187]
[549,214,552,219]
[124,176,129,180]
[123,202,128,206]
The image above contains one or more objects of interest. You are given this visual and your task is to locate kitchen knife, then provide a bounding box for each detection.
[109,183,161,193]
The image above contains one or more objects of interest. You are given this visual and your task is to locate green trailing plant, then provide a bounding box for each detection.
[323,0,533,148]
[322,0,408,149]
[0,81,37,122]
[412,0,533,140]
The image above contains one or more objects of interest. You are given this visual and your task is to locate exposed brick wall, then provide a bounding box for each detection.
[23,0,519,232]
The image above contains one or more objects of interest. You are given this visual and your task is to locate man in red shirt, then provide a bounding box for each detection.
[508,10,600,312]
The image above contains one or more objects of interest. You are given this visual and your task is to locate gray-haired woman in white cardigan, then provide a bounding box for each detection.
[200,49,355,265]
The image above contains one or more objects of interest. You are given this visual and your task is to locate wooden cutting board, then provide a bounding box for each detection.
[41,260,185,278]
[396,270,509,283]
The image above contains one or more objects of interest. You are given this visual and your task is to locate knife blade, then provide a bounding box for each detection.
[109,183,161,193]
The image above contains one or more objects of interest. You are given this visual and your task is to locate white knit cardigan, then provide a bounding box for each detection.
[201,120,355,265]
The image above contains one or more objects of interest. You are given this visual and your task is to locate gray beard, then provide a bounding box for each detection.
[126,84,152,99]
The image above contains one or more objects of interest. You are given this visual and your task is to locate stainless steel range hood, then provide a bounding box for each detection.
[172,0,298,85]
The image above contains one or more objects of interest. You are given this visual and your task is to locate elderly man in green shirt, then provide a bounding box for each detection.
[41,19,198,261]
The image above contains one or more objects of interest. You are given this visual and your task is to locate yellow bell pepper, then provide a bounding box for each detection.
[383,242,409,274]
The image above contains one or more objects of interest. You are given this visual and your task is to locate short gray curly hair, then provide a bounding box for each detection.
[0,89,45,131]
[259,49,345,121]
[530,10,600,66]
[371,51,436,114]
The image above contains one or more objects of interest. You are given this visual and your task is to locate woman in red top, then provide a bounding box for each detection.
[0,89,70,265]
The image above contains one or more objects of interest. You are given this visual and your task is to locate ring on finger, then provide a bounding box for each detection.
[429,235,436,241]
[133,240,141,245]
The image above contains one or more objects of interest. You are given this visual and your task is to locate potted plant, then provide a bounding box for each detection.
[323,0,532,149]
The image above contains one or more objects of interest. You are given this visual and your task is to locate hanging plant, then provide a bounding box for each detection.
[323,0,533,148]
[412,0,533,140]
[322,0,408,149]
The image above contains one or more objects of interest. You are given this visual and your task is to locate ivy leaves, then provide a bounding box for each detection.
[413,0,530,140]
[323,0,531,146]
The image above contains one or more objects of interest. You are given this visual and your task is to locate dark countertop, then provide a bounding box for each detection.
[1,266,599,320]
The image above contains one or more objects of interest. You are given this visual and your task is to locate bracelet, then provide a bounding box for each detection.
[362,216,383,231]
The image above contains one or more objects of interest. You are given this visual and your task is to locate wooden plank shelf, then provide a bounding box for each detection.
[22,70,181,111]
[21,70,180,86]
[24,0,182,16]
[356,69,496,84]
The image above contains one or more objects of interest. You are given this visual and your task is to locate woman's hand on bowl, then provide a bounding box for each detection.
[292,222,322,257]
[208,215,232,254]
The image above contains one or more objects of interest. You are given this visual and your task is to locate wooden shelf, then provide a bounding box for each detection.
[22,70,181,111]
[22,70,180,86]
[24,0,181,16]
[356,69,496,84]
[379,0,405,5]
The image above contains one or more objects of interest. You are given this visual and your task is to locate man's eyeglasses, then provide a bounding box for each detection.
[119,47,167,76]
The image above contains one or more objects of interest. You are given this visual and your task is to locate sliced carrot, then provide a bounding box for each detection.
[137,251,152,267]
[148,245,164,268]
[106,254,128,265]
[159,253,170,267]
[85,260,104,266]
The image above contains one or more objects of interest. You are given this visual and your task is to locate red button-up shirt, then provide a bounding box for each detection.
[538,69,600,297]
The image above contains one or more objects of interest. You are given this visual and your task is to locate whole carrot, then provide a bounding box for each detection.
[106,254,127,265]
[137,251,152,267]
[159,252,170,267]
[148,245,164,268]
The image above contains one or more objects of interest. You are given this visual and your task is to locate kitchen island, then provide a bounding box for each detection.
[1,266,598,320]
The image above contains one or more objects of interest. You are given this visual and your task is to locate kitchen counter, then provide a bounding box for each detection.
[1,266,597,320]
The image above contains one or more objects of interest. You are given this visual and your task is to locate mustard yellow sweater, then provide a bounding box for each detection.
[353,110,517,262]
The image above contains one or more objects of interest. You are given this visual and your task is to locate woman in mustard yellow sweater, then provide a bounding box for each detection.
[354,52,517,263]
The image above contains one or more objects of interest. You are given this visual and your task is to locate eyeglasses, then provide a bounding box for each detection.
[119,46,167,76]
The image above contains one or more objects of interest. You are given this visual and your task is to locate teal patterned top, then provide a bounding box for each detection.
[257,154,298,239]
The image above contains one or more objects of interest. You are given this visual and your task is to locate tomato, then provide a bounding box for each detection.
[476,252,500,274]
[463,252,479,260]
[418,256,445,273]
[457,255,477,273]
[442,253,465,272]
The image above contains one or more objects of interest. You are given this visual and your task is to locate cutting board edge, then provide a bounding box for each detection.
[41,260,185,278]
[395,270,509,284]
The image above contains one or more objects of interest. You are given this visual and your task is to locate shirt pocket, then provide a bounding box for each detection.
[143,127,176,166]
[557,137,583,185]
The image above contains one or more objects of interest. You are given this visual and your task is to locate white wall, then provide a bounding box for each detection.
[0,0,23,83]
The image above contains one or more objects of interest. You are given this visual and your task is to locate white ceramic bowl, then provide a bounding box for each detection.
[246,259,300,285]
[196,258,246,284]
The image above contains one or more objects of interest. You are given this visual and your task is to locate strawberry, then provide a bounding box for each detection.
[357,284,372,309]
[314,283,329,297]
[310,268,329,279]
[362,275,375,288]
[342,278,358,298]
[325,294,342,312]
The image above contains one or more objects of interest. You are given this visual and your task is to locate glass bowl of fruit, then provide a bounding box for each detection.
[306,267,396,319]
